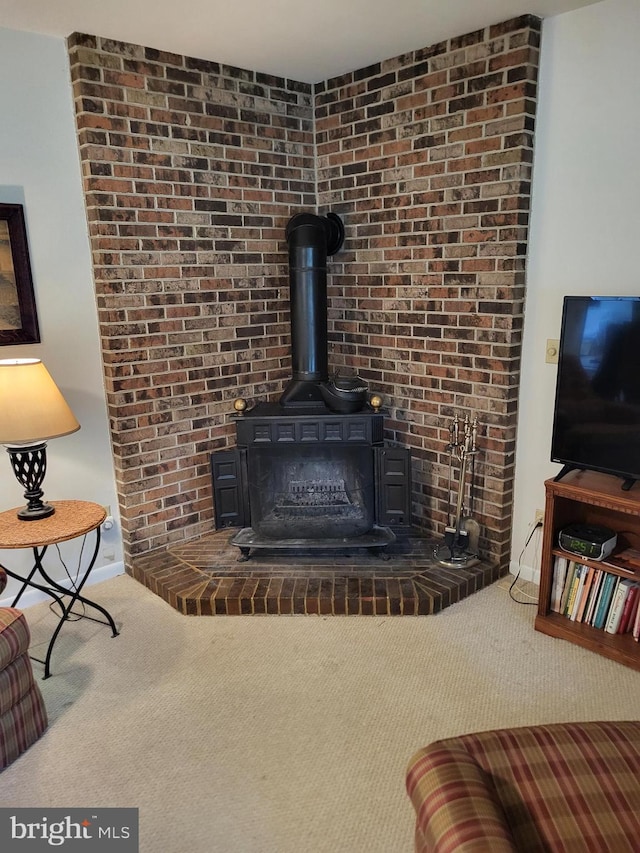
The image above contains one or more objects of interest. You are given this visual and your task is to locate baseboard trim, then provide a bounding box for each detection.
[0,561,125,609]
[509,560,540,586]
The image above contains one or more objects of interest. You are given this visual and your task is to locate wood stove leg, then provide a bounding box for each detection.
[236,547,251,562]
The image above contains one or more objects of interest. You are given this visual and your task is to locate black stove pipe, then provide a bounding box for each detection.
[279,212,344,407]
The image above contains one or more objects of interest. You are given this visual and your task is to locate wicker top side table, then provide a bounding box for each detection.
[0,500,119,678]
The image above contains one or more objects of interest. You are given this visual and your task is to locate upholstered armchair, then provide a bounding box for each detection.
[406,720,640,852]
[0,567,48,769]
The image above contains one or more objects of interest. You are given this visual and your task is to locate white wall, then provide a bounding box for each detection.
[0,28,123,604]
[512,0,640,581]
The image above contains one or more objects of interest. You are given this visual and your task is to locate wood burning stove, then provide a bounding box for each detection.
[210,211,412,560]
[211,402,410,560]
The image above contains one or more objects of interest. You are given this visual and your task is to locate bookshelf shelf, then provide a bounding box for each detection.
[535,470,640,671]
[549,547,638,581]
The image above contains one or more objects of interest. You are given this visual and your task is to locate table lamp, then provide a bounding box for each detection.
[0,358,80,520]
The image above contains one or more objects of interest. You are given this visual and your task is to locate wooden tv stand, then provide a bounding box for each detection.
[536,469,640,671]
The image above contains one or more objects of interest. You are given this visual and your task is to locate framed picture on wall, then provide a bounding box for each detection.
[0,203,40,345]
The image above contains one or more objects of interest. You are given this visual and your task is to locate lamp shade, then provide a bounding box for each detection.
[0,358,80,445]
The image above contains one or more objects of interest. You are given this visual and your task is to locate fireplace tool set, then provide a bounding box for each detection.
[434,414,481,569]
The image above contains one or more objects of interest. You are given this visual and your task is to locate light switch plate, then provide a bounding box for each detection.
[545,339,559,364]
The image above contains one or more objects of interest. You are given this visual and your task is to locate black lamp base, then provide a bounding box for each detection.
[17,501,55,521]
[6,442,56,521]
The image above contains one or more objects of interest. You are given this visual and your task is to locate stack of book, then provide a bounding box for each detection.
[550,556,640,639]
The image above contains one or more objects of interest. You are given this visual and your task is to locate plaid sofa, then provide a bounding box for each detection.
[0,568,48,770]
[406,720,640,852]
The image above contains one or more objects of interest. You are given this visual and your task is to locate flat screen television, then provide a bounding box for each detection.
[551,295,640,489]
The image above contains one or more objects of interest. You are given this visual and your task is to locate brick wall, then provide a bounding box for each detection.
[68,16,540,569]
[68,34,315,557]
[316,16,540,566]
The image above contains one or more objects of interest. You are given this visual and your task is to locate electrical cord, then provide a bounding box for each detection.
[46,536,88,621]
[509,519,543,605]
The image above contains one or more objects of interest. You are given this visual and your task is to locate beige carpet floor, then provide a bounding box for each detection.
[1,573,639,853]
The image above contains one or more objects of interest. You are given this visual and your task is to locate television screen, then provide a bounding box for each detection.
[551,296,640,487]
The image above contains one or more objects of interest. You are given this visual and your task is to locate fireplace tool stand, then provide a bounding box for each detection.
[434,414,480,569]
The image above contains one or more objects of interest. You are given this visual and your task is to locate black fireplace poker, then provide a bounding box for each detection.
[279,212,345,408]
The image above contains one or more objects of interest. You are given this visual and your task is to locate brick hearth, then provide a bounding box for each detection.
[130,529,502,616]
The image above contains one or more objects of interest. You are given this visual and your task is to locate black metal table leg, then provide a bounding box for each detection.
[29,529,119,678]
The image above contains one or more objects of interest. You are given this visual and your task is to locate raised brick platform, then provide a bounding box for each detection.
[129,529,503,616]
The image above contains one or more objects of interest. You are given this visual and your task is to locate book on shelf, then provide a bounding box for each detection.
[559,561,578,615]
[589,571,612,628]
[618,583,639,634]
[563,563,582,618]
[633,594,640,642]
[551,556,569,612]
[592,573,618,630]
[604,578,635,634]
[573,566,596,623]
[569,564,589,621]
[583,569,603,625]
